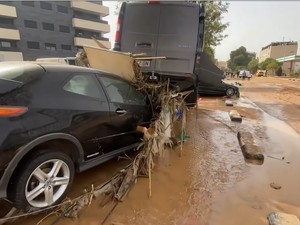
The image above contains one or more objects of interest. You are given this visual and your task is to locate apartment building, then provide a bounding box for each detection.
[258,41,298,63]
[217,61,228,70]
[0,1,110,61]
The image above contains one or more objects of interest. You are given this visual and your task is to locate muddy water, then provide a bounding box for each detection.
[207,104,300,225]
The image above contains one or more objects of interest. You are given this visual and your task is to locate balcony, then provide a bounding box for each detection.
[0,28,20,40]
[73,14,108,24]
[0,4,17,18]
[74,37,111,49]
[71,1,109,17]
[72,18,110,34]
[75,33,109,42]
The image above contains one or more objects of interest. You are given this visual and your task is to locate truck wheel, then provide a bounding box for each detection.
[9,150,74,211]
[226,88,235,97]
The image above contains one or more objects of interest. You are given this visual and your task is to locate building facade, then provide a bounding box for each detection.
[259,41,298,63]
[216,61,228,71]
[0,1,110,61]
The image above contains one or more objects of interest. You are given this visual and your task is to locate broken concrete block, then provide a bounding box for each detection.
[237,131,264,161]
[229,110,242,122]
[225,100,234,106]
[268,212,300,225]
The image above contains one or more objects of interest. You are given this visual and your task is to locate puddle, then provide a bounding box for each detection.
[209,99,300,225]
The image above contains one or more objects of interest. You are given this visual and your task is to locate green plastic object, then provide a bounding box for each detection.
[179,131,190,142]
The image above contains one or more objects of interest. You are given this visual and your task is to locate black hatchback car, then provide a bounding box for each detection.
[0,62,152,210]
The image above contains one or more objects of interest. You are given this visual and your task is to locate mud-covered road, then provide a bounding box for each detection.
[3,76,300,225]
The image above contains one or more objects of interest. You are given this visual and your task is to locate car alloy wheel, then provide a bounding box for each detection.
[226,88,235,97]
[25,159,70,208]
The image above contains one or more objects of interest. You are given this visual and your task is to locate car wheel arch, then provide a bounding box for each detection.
[0,133,84,199]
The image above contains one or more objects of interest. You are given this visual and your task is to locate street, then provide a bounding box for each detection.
[3,76,300,225]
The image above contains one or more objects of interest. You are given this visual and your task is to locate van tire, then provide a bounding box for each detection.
[226,88,235,97]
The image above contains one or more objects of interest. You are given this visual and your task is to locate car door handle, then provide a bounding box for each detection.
[116,109,127,114]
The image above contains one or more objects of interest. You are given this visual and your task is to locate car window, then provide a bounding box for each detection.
[63,74,105,100]
[99,76,146,105]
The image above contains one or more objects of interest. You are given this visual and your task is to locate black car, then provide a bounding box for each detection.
[0,62,152,210]
[198,80,239,97]
[195,53,240,97]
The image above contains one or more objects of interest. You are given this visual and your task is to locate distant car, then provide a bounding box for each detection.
[0,62,153,211]
[255,71,264,77]
[239,70,251,78]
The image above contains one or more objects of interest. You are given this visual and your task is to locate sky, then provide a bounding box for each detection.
[103,1,300,61]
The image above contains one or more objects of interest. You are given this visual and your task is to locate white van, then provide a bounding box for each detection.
[36,57,77,65]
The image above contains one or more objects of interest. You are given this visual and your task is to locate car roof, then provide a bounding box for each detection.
[0,61,126,81]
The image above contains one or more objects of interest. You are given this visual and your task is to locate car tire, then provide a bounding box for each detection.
[8,150,75,211]
[226,88,235,97]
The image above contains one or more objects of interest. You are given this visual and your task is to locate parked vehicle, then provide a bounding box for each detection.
[0,62,152,210]
[239,70,251,78]
[114,1,206,106]
[36,57,77,66]
[255,71,264,77]
[196,52,239,97]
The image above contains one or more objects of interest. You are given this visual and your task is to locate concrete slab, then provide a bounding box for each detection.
[229,110,242,122]
[268,212,300,225]
[237,131,264,161]
[225,100,234,106]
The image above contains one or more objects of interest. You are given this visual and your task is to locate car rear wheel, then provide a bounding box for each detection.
[9,150,74,211]
[226,88,235,97]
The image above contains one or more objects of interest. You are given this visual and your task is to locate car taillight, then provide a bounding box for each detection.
[0,107,28,117]
[115,18,121,43]
[148,1,160,3]
[185,73,192,76]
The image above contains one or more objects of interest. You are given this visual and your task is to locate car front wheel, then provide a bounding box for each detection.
[226,88,235,97]
[9,150,74,211]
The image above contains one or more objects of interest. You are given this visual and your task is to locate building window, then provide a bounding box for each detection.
[57,5,68,13]
[59,25,70,33]
[40,1,52,10]
[91,32,100,38]
[24,20,37,29]
[45,43,56,51]
[0,41,11,48]
[42,22,54,31]
[75,29,84,36]
[22,1,34,7]
[27,41,40,49]
[61,44,71,51]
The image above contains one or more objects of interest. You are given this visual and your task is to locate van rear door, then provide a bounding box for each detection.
[120,2,161,72]
[155,2,200,75]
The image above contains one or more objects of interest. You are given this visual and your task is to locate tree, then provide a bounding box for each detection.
[259,58,276,70]
[267,62,280,75]
[227,46,255,71]
[275,66,283,76]
[247,59,258,73]
[115,1,230,61]
[193,1,229,61]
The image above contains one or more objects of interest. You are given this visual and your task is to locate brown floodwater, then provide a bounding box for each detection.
[2,94,300,225]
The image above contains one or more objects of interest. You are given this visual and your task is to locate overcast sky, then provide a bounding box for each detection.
[103,1,300,61]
